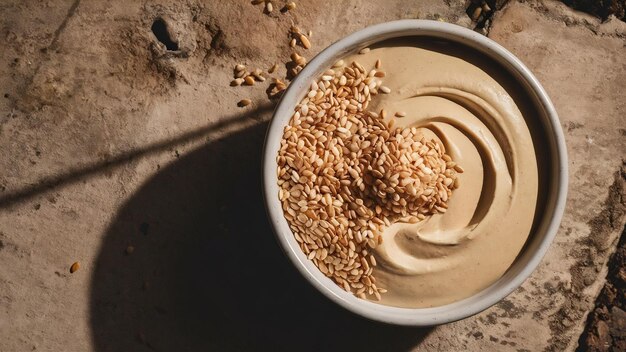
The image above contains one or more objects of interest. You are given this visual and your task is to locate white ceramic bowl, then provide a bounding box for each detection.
[262,20,568,326]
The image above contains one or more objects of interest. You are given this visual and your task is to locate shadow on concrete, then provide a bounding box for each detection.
[0,106,272,209]
[89,121,431,351]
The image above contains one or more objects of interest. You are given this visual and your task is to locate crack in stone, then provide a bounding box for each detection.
[466,0,511,35]
[546,162,626,351]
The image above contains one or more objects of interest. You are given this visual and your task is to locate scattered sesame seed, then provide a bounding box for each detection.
[230,78,244,86]
[70,262,80,273]
[299,34,311,49]
[284,1,296,11]
[238,99,252,107]
[244,76,255,86]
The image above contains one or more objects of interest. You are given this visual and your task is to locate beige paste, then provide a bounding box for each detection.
[345,40,539,308]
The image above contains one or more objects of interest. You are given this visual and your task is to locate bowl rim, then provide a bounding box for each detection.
[262,19,568,326]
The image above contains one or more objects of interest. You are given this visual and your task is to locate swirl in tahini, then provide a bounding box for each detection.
[352,41,539,308]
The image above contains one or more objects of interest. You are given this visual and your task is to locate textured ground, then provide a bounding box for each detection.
[0,1,624,351]
[578,222,626,351]
[562,0,626,21]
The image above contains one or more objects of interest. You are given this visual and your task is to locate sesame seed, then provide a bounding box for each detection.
[70,262,80,273]
[230,78,244,86]
[472,7,482,21]
[238,99,252,107]
[244,76,255,86]
[299,34,311,49]
[333,60,344,68]
[284,1,296,11]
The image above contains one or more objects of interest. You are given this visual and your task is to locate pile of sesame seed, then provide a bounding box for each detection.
[232,3,312,107]
[289,25,312,49]
[276,58,461,301]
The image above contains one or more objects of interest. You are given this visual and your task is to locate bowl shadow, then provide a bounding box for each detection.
[89,121,432,352]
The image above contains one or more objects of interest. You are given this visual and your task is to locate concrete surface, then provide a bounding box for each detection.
[0,1,624,351]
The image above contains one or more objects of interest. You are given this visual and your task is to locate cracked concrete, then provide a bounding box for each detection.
[0,1,624,351]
